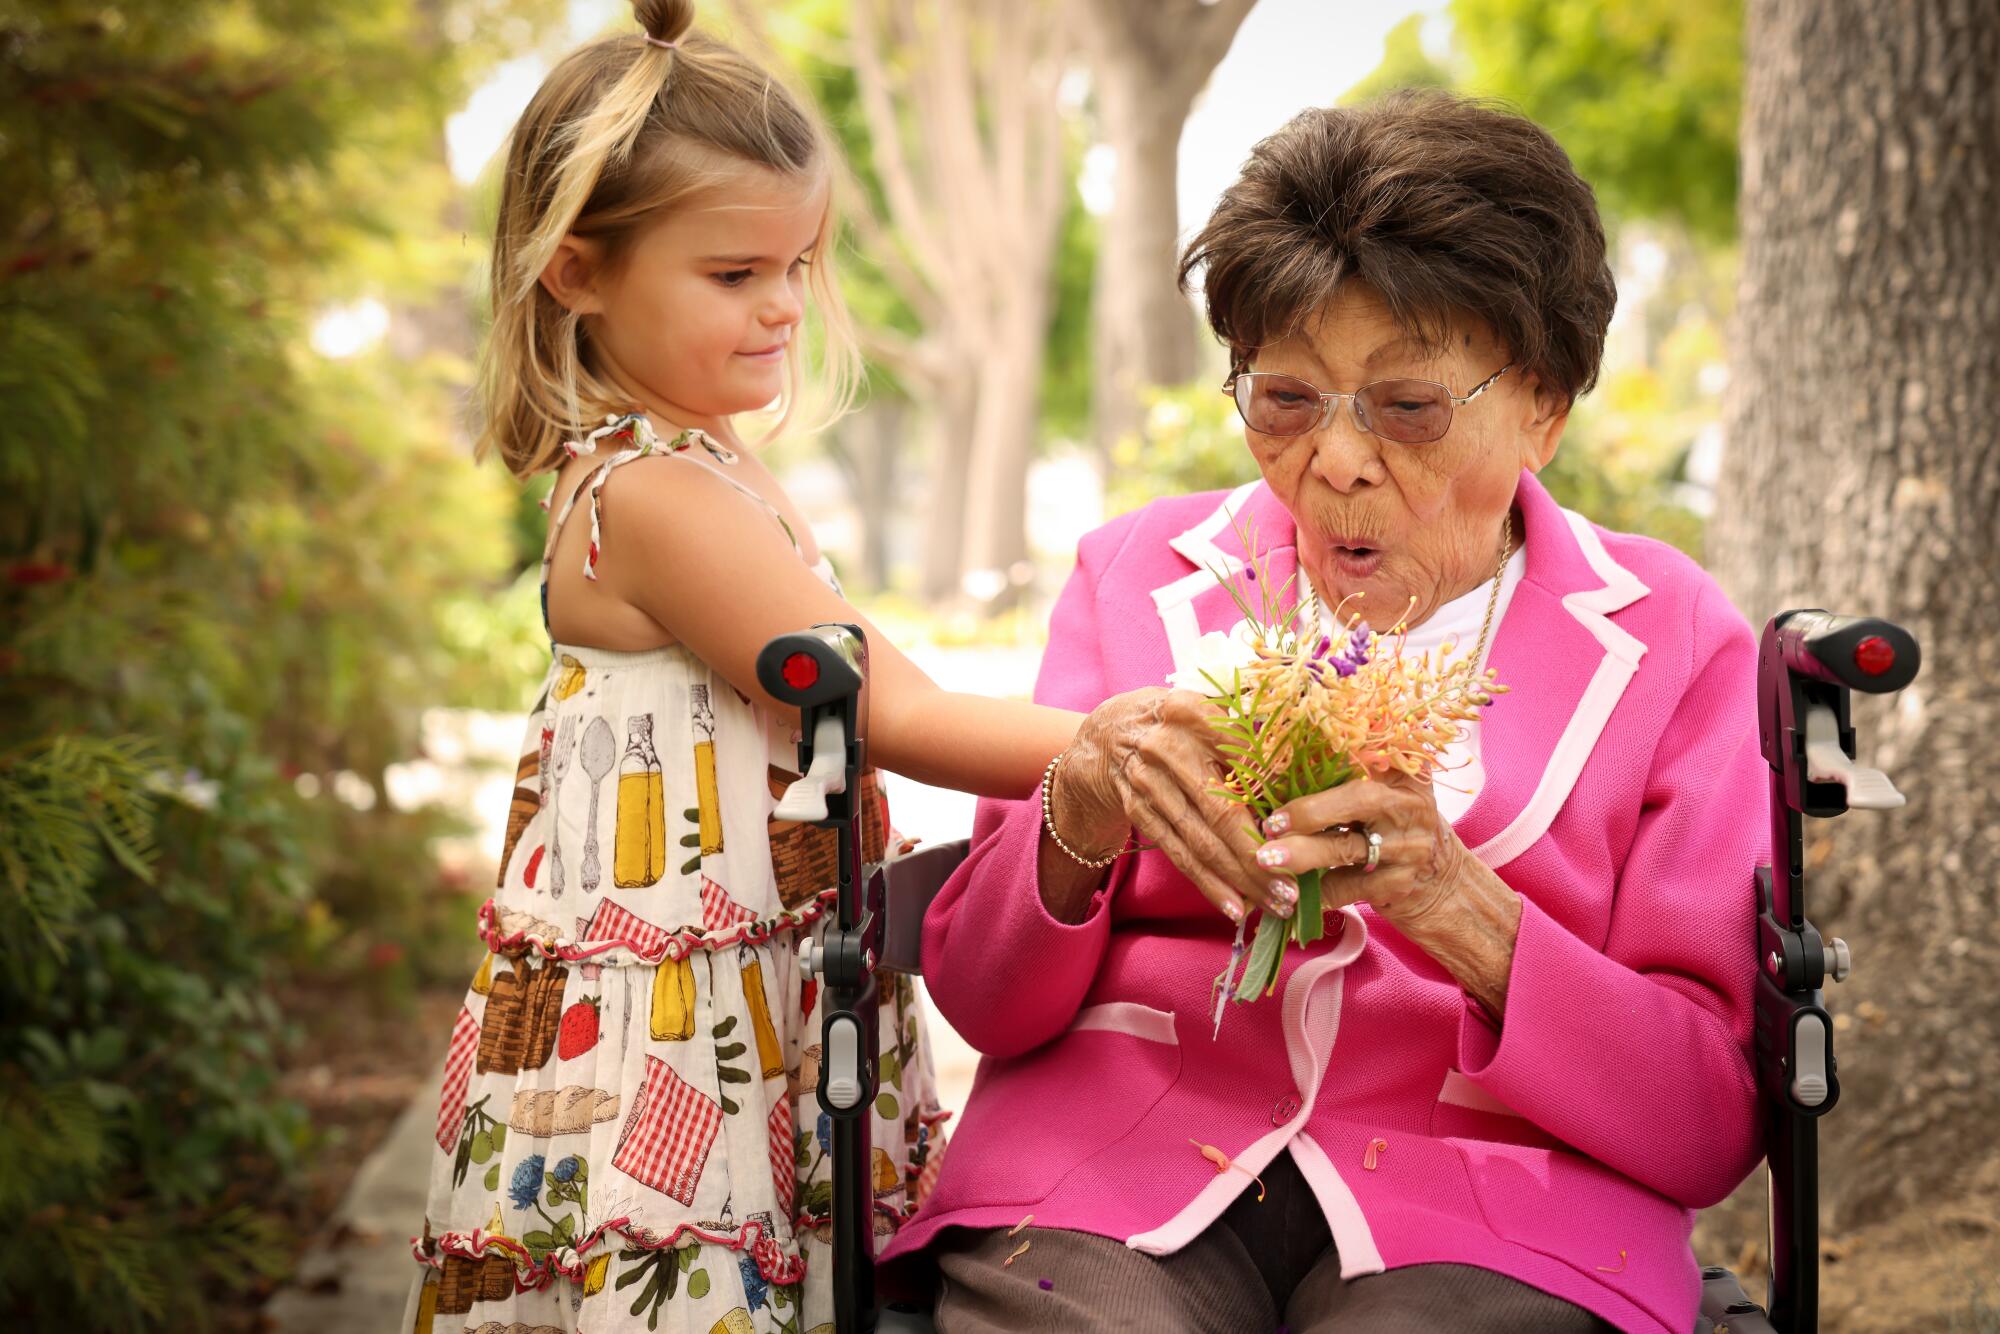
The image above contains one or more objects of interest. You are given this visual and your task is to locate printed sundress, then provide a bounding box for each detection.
[405,412,950,1334]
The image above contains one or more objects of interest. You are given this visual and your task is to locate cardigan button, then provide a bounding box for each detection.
[1272,1094,1301,1125]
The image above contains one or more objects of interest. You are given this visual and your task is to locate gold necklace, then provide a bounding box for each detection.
[1464,509,1514,672]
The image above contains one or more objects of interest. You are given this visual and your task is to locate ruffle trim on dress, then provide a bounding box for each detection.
[477,887,839,966]
[413,1214,807,1288]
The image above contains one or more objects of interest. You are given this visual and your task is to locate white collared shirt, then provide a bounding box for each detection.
[1313,542,1528,825]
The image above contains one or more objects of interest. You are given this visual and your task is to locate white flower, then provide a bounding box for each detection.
[1167,618,1263,696]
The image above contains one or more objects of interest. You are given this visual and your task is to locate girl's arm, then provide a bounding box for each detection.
[596,456,1076,798]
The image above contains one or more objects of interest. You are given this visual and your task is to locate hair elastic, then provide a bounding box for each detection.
[643,34,678,50]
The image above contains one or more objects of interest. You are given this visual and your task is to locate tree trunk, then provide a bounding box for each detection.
[920,372,977,602]
[824,398,907,593]
[1710,0,2000,1242]
[960,297,1052,608]
[1077,0,1257,459]
[1088,66,1201,458]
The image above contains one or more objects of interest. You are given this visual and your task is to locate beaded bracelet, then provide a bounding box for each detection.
[1039,750,1132,869]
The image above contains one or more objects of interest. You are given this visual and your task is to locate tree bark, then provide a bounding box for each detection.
[1710,0,2000,1239]
[1076,0,1257,459]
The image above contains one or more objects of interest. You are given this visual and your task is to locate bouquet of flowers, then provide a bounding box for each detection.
[1170,524,1507,1036]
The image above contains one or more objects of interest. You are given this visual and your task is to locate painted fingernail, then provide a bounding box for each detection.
[1222,900,1243,922]
[1270,897,1294,919]
[1269,879,1297,905]
[1264,811,1291,835]
[1256,844,1289,868]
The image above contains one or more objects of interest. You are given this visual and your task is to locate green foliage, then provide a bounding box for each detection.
[1105,382,1260,516]
[1451,0,1743,245]
[0,1,554,1325]
[1341,14,1459,106]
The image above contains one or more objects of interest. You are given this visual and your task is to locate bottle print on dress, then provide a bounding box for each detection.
[613,714,666,887]
[650,956,696,1041]
[690,684,725,857]
[737,944,785,1080]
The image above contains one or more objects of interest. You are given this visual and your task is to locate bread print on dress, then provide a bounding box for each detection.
[506,1085,621,1137]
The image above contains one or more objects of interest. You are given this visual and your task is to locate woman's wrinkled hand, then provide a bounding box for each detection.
[1254,770,1475,929]
[1049,687,1288,924]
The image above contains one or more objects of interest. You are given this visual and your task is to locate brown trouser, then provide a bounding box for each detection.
[929,1151,1617,1333]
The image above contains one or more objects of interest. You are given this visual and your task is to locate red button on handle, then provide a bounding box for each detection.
[1853,635,1896,676]
[782,651,821,689]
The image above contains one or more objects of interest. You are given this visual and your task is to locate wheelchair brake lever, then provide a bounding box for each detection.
[774,713,851,823]
[1802,703,1905,810]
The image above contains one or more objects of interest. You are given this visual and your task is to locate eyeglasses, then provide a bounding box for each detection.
[1221,362,1515,444]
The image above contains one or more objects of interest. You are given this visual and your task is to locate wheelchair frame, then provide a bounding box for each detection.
[756,609,1920,1334]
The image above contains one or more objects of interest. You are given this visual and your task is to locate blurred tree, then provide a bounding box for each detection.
[738,0,1096,597]
[1075,0,1257,461]
[1340,12,1457,107]
[0,0,553,1324]
[1453,0,1742,246]
[1711,0,2000,1245]
[732,0,1074,608]
[1341,2,1734,554]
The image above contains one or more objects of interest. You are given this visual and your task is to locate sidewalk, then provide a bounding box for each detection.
[265,1075,440,1334]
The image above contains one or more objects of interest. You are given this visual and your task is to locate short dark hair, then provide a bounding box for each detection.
[1179,90,1616,406]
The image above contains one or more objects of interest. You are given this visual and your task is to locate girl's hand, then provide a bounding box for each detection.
[1052,687,1287,924]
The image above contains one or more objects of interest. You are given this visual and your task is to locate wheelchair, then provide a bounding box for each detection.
[755,608,1921,1334]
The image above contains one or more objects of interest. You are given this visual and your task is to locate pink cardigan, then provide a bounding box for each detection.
[878,472,1766,1334]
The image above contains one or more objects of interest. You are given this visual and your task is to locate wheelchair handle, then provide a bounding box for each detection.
[1772,610,1919,694]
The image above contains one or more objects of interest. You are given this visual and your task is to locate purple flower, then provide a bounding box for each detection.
[1326,627,1371,677]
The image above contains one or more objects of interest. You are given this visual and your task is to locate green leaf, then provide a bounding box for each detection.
[522,1228,556,1257]
[677,1246,695,1272]
[875,1092,899,1120]
[715,1042,747,1060]
[802,1180,833,1216]
[1294,870,1325,946]
[1235,913,1287,1001]
[713,1015,738,1038]
[720,1094,740,1115]
[483,1163,500,1192]
[554,1213,577,1243]
[688,1268,710,1299]
[717,1065,752,1083]
[879,1049,901,1087]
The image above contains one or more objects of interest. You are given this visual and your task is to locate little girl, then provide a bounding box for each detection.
[401,3,1088,1330]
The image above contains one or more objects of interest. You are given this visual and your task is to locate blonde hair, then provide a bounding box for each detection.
[478,0,862,478]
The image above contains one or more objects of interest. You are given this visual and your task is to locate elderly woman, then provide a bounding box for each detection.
[876,92,1764,1334]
